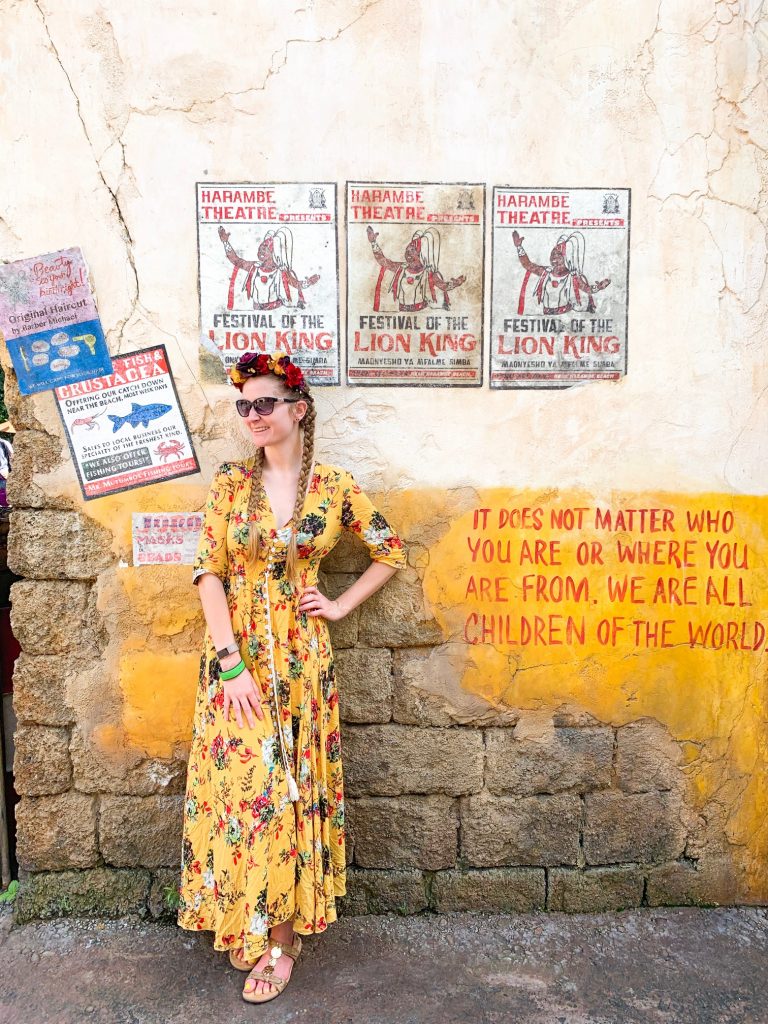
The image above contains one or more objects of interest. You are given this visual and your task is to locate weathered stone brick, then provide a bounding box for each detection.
[349,796,458,869]
[336,648,392,724]
[321,531,372,573]
[2,370,53,432]
[342,868,427,915]
[13,725,72,795]
[358,567,443,648]
[6,429,69,509]
[393,648,519,728]
[99,795,183,868]
[646,857,739,907]
[548,866,645,912]
[615,718,683,793]
[11,654,78,725]
[485,726,613,795]
[328,616,359,649]
[13,867,151,923]
[393,648,456,727]
[70,726,188,796]
[319,571,359,648]
[583,791,687,865]
[461,794,581,867]
[10,581,99,656]
[15,792,98,871]
[342,724,484,797]
[551,706,604,727]
[8,509,114,579]
[432,868,545,912]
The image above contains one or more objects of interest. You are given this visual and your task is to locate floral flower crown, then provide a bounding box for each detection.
[229,352,309,394]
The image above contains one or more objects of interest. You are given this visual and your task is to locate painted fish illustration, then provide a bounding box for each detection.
[108,402,172,432]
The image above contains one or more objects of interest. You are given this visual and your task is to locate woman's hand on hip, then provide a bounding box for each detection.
[222,668,264,728]
[299,585,345,621]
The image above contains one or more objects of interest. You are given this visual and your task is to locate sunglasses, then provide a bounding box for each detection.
[235,397,302,417]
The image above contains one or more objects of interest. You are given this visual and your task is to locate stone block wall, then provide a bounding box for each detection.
[336,645,737,916]
[6,411,740,922]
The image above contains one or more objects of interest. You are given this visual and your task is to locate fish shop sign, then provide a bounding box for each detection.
[55,344,199,500]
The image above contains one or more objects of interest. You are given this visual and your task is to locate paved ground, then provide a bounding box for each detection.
[1,905,767,1024]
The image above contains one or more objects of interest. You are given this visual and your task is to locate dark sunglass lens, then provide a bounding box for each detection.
[235,400,250,417]
[254,398,277,415]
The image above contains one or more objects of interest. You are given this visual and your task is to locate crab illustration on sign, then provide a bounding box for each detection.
[218,225,320,311]
[154,440,186,463]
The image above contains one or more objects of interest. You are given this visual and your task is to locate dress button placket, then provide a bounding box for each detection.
[263,536,299,802]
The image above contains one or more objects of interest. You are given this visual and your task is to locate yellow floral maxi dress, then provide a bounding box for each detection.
[177,460,406,959]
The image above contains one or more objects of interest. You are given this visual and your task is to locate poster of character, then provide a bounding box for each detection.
[132,512,204,566]
[197,182,340,385]
[0,247,112,394]
[55,345,199,500]
[346,181,485,386]
[490,187,630,388]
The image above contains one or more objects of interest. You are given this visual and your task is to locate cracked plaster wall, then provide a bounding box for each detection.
[2,0,768,910]
[2,0,767,491]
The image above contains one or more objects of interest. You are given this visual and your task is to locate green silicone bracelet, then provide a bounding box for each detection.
[220,659,246,681]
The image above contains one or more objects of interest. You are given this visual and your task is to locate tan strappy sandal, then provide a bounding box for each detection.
[229,947,257,971]
[242,934,302,1004]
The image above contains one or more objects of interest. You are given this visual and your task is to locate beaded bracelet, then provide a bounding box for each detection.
[220,659,246,681]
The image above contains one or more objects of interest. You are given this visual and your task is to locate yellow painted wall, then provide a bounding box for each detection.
[420,489,768,896]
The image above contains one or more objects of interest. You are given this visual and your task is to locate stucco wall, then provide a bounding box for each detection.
[1,0,767,919]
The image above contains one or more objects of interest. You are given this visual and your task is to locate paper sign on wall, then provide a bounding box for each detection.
[490,187,630,388]
[0,247,112,394]
[346,181,485,387]
[132,512,203,566]
[55,345,199,500]
[197,182,340,385]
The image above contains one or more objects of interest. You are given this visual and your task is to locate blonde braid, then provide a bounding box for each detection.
[285,399,316,585]
[246,446,265,564]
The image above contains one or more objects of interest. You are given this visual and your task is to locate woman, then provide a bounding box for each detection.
[366,224,466,312]
[511,229,611,315]
[219,225,320,311]
[177,351,406,1004]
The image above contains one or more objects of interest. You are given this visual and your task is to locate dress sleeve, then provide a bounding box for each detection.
[192,464,237,584]
[340,470,407,569]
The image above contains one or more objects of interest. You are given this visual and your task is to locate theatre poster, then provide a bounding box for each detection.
[490,187,630,389]
[346,181,485,387]
[197,182,340,385]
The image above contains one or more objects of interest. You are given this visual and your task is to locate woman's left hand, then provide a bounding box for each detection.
[298,586,345,621]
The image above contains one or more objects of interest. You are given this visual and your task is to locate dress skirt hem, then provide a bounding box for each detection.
[176,877,346,958]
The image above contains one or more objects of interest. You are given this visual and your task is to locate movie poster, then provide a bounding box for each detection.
[346,181,485,387]
[197,182,340,385]
[0,247,112,394]
[490,187,630,388]
[55,345,199,500]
